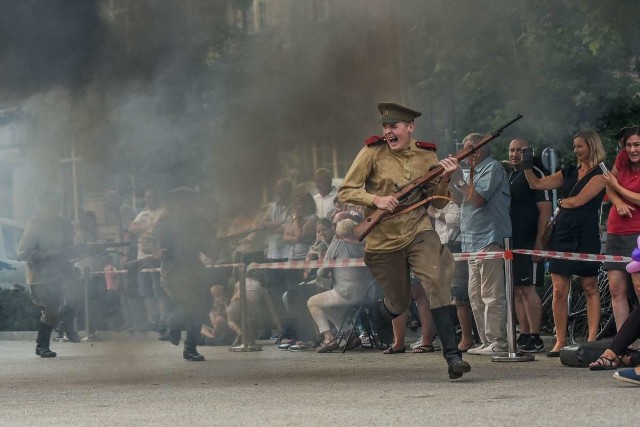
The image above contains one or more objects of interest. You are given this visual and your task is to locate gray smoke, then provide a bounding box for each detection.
[1,0,640,222]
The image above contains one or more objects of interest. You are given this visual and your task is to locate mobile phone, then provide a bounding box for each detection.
[521,147,534,161]
[599,162,609,175]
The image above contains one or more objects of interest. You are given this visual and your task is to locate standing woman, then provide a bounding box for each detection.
[602,125,640,330]
[523,129,606,356]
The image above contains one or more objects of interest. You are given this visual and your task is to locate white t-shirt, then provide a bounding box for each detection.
[132,208,164,259]
[313,187,337,219]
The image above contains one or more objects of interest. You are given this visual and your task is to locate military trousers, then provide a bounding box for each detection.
[29,278,82,327]
[364,230,454,314]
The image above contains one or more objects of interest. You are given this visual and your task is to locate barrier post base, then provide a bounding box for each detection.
[229,344,262,352]
[492,352,535,362]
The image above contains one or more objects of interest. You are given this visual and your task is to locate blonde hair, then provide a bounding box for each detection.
[335,218,357,238]
[574,129,605,168]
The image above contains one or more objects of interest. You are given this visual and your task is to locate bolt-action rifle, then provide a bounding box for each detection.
[352,114,524,241]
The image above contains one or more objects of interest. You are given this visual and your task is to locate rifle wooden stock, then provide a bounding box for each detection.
[352,114,523,241]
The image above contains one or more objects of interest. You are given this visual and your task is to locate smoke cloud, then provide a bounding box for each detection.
[1,0,639,223]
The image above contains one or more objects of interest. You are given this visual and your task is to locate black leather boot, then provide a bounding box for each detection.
[431,305,470,379]
[183,327,205,361]
[372,299,400,347]
[167,329,181,346]
[35,322,57,358]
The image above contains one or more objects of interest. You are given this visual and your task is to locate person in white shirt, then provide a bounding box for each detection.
[313,168,337,219]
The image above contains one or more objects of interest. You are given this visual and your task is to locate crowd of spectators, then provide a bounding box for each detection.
[18,125,640,386]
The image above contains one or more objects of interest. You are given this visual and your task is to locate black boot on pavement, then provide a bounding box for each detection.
[431,305,471,379]
[36,322,57,358]
[183,327,205,361]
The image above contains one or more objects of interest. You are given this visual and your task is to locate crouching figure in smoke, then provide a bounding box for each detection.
[153,187,218,361]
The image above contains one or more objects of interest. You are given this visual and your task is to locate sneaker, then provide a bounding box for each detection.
[277,338,296,350]
[289,341,317,352]
[613,368,640,386]
[520,335,544,353]
[466,344,487,355]
[473,341,508,356]
[516,334,530,350]
[410,336,424,350]
[432,337,442,351]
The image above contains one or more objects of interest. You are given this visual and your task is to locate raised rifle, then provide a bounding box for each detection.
[352,114,523,241]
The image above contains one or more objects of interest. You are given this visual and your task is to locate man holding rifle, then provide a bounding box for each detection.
[338,103,471,379]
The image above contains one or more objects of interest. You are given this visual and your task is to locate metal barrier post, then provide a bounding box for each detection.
[82,267,92,341]
[493,238,534,362]
[230,264,261,352]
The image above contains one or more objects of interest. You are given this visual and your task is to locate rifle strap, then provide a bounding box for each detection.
[381,195,454,222]
[465,155,476,202]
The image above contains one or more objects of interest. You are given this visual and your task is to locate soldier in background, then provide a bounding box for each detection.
[17,192,82,358]
[153,187,217,361]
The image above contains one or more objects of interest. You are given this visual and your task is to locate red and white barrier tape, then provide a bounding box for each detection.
[248,258,366,270]
[512,249,631,263]
[89,249,631,276]
[452,252,505,261]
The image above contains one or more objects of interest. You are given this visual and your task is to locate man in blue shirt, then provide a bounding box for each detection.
[441,133,511,355]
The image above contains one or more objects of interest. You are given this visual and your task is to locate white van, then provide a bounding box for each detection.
[0,218,26,290]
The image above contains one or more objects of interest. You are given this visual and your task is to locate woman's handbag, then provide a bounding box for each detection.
[540,216,556,251]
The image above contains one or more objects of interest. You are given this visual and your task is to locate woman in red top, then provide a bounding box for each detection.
[603,125,640,330]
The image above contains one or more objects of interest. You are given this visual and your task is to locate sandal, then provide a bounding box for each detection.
[316,340,339,353]
[382,345,406,354]
[344,335,362,351]
[589,355,624,371]
[412,344,435,354]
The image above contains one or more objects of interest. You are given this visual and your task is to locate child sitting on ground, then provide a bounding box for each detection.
[200,285,235,346]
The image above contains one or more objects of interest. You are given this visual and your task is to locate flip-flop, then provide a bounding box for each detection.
[382,345,406,354]
[412,344,435,354]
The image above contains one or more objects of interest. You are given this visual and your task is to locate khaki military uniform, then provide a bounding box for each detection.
[339,139,454,313]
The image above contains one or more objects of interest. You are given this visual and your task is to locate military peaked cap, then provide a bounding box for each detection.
[378,102,422,124]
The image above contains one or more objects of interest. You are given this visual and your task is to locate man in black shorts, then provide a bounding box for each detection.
[508,138,552,353]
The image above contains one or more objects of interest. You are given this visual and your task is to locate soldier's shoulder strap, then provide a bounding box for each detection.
[415,141,437,151]
[364,135,385,146]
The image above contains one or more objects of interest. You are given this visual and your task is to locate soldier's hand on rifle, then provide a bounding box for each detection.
[439,156,463,183]
[373,195,399,213]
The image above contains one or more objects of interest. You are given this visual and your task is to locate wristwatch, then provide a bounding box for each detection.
[455,179,467,189]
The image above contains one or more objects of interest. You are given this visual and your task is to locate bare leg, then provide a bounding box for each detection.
[412,285,433,346]
[456,304,474,350]
[609,270,630,331]
[580,276,601,342]
[520,285,542,335]
[551,273,570,352]
[514,288,530,334]
[389,312,407,351]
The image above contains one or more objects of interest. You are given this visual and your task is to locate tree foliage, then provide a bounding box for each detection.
[406,0,640,162]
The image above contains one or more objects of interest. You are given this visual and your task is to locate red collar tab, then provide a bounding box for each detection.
[415,141,437,151]
[364,135,385,146]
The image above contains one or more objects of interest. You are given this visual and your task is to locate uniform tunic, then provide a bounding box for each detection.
[338,139,453,311]
[338,139,446,253]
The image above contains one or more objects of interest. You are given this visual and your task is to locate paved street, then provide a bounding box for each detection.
[0,334,636,426]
